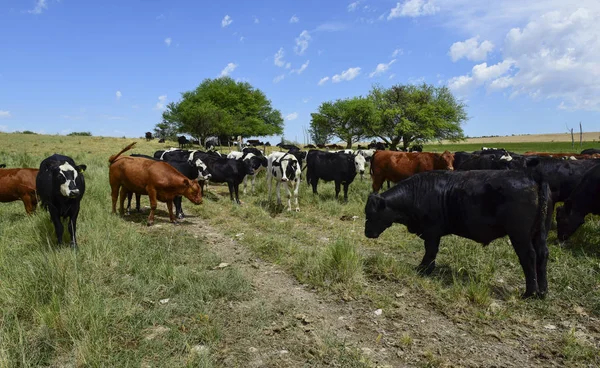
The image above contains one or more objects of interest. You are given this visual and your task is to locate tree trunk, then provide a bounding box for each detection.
[389,136,401,151]
[346,138,353,149]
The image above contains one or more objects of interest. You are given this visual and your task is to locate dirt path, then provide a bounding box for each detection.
[176,215,574,368]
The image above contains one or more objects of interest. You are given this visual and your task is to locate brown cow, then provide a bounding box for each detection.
[108,142,203,225]
[0,168,39,214]
[370,150,455,192]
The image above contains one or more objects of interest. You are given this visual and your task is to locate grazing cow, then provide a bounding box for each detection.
[556,164,600,241]
[370,150,455,193]
[316,144,327,149]
[192,139,200,145]
[246,139,262,146]
[304,144,317,149]
[277,143,300,151]
[158,138,165,143]
[409,144,423,152]
[178,136,190,149]
[365,170,552,298]
[266,152,302,211]
[0,164,5,168]
[306,150,357,201]
[581,148,600,155]
[145,132,153,141]
[368,141,387,150]
[0,167,38,214]
[129,154,211,218]
[36,154,87,248]
[265,141,271,147]
[326,144,345,150]
[109,143,202,225]
[524,157,600,208]
[197,152,254,204]
[227,151,268,194]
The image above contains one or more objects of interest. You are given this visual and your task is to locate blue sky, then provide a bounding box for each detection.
[1,0,599,142]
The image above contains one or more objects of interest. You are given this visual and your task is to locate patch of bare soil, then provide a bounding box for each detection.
[177,216,591,367]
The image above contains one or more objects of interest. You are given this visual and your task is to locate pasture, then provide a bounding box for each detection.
[0,133,599,367]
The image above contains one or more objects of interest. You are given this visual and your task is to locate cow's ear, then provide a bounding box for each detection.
[77,164,87,173]
[368,193,386,212]
[183,178,191,187]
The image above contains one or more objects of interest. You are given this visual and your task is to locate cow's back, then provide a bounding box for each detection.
[372,151,433,184]
[0,168,39,202]
[110,157,185,193]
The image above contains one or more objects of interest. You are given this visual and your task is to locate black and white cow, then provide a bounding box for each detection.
[556,164,600,241]
[197,153,254,204]
[358,149,375,163]
[266,152,302,211]
[365,170,552,298]
[227,151,268,194]
[36,154,87,249]
[580,148,600,155]
[129,154,211,218]
[306,150,357,201]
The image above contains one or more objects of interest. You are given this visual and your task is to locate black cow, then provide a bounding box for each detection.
[197,153,254,204]
[265,141,271,147]
[368,142,387,150]
[0,164,5,168]
[289,149,307,168]
[36,154,87,249]
[178,136,190,149]
[409,144,423,152]
[158,138,165,143]
[306,150,357,201]
[243,147,264,157]
[304,144,317,149]
[276,143,300,151]
[365,170,551,298]
[556,164,600,241]
[129,154,211,218]
[455,152,515,171]
[472,148,511,158]
[192,139,200,145]
[205,138,219,150]
[580,148,600,155]
[145,132,153,141]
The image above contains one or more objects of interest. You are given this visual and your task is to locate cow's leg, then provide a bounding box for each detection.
[533,207,552,298]
[334,181,341,199]
[371,175,384,194]
[242,175,248,194]
[283,181,292,211]
[293,178,300,212]
[111,184,120,214]
[22,193,35,214]
[387,181,390,189]
[166,200,177,223]
[125,192,133,215]
[135,193,141,212]
[267,171,273,200]
[227,182,235,203]
[48,207,64,245]
[174,196,184,219]
[68,210,79,249]
[509,235,538,299]
[343,182,350,202]
[311,177,318,195]
[276,182,282,206]
[119,187,128,216]
[251,174,257,194]
[234,183,241,204]
[147,187,158,226]
[417,236,441,275]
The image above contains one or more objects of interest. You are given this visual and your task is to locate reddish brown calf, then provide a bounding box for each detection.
[108,143,202,225]
[370,150,455,193]
[0,168,39,214]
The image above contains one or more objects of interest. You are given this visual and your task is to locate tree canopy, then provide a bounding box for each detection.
[368,83,467,149]
[157,77,284,143]
[310,97,375,148]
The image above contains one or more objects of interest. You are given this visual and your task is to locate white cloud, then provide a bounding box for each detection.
[253,16,260,24]
[154,95,167,110]
[391,48,404,57]
[28,0,47,15]
[446,6,600,110]
[285,112,298,121]
[348,1,361,12]
[240,36,245,42]
[219,62,237,77]
[273,74,285,83]
[0,111,12,118]
[314,22,347,32]
[164,37,172,47]
[116,90,122,100]
[389,73,396,79]
[294,30,311,55]
[369,59,396,78]
[274,48,286,67]
[302,97,311,103]
[449,36,494,62]
[291,60,310,74]
[289,15,299,23]
[221,15,233,28]
[318,77,330,86]
[388,0,439,20]
[332,67,362,83]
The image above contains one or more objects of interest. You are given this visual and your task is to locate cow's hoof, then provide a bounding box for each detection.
[520,291,537,300]
[177,214,184,219]
[147,222,154,227]
[70,242,78,251]
[416,263,435,276]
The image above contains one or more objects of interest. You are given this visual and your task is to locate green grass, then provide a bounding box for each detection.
[1,133,600,366]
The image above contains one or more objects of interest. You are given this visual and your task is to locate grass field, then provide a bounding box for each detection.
[0,133,599,367]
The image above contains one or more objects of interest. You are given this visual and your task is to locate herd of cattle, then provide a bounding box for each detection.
[2,143,600,298]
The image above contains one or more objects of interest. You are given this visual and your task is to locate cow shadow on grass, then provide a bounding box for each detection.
[120,208,197,227]
[256,200,286,217]
[431,264,515,301]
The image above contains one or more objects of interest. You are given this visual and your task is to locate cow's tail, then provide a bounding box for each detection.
[109,142,137,164]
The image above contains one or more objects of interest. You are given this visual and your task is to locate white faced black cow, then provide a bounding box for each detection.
[36,154,87,249]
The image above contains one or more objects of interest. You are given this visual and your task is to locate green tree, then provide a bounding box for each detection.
[310,97,375,149]
[368,83,467,150]
[157,77,284,144]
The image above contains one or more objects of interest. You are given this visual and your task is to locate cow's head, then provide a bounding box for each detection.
[182,178,203,204]
[53,162,86,198]
[353,153,366,179]
[364,194,395,238]
[440,150,455,170]
[556,202,585,241]
[188,152,212,180]
[274,154,298,182]
[243,159,255,176]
